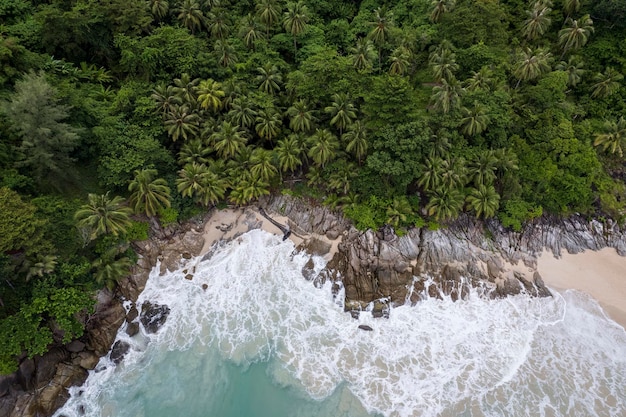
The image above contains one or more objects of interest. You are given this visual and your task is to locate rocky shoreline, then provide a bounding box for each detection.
[2,195,626,417]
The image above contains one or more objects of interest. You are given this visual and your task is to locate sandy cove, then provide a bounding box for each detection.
[537,248,626,330]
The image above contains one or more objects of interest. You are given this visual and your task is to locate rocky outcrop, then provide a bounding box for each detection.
[139,302,170,334]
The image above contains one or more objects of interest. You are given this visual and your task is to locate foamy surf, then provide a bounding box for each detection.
[54,229,626,417]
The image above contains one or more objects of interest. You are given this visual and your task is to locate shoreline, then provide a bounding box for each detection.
[537,248,626,330]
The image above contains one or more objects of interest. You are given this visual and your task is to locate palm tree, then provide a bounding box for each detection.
[128,169,171,218]
[75,192,133,240]
[466,185,500,218]
[256,0,281,38]
[514,47,551,86]
[386,197,413,227]
[325,93,357,136]
[430,0,455,23]
[172,73,200,106]
[206,7,230,39]
[203,0,220,9]
[591,68,623,99]
[563,0,580,17]
[465,67,495,92]
[176,0,205,33]
[239,13,264,50]
[211,121,248,159]
[308,128,339,168]
[229,172,270,205]
[343,120,368,164]
[256,63,282,94]
[328,162,357,195]
[149,0,170,20]
[369,7,394,70]
[228,97,257,129]
[164,105,200,142]
[558,15,593,56]
[275,135,302,174]
[468,149,498,186]
[283,1,309,56]
[426,187,464,221]
[351,38,376,72]
[389,46,411,76]
[197,78,225,112]
[522,2,552,41]
[177,163,228,206]
[287,99,315,133]
[151,84,182,115]
[431,77,463,114]
[92,249,133,290]
[594,117,626,157]
[255,107,282,143]
[556,56,585,87]
[460,102,490,137]
[250,149,279,181]
[178,139,211,165]
[429,46,458,82]
[440,157,467,190]
[22,254,57,282]
[214,40,238,68]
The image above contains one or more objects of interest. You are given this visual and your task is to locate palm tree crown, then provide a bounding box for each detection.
[128,169,171,218]
[75,192,132,240]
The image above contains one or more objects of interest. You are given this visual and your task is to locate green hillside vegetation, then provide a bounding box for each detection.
[1,0,625,372]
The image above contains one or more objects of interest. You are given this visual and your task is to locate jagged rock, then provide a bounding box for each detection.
[140,301,170,334]
[358,325,373,331]
[87,302,126,357]
[34,348,69,389]
[126,305,138,323]
[65,341,85,353]
[298,237,331,256]
[185,274,193,280]
[77,351,99,370]
[126,322,140,337]
[326,229,340,240]
[533,272,552,298]
[16,358,35,391]
[110,341,130,365]
[36,363,87,416]
[301,258,316,280]
[202,284,208,290]
[0,374,14,398]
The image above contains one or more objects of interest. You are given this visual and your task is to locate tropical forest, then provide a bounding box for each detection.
[0,0,625,373]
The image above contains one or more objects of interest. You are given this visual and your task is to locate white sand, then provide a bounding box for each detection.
[537,248,626,329]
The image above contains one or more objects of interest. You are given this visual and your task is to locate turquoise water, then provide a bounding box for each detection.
[55,230,626,417]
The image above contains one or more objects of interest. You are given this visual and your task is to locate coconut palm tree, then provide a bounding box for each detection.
[440,157,467,190]
[558,15,593,56]
[275,135,302,174]
[468,149,498,186]
[389,46,411,76]
[197,78,225,112]
[426,187,464,221]
[328,161,357,195]
[563,0,580,17]
[250,148,279,182]
[177,163,228,206]
[283,1,309,56]
[465,66,495,92]
[206,7,230,39]
[176,0,205,33]
[466,184,500,218]
[429,46,458,82]
[594,117,626,157]
[386,197,413,227]
[369,6,394,70]
[287,99,315,133]
[92,249,133,290]
[178,139,211,166]
[522,2,552,41]
[514,47,551,86]
[128,169,171,218]
[239,13,264,50]
[255,107,282,143]
[256,0,281,38]
[211,121,248,159]
[228,97,258,129]
[351,38,376,72]
[214,40,238,68]
[75,192,133,240]
[149,0,170,20]
[229,172,270,205]
[164,105,200,142]
[430,0,455,23]
[556,55,585,87]
[256,63,282,95]
[591,68,623,99]
[172,73,200,107]
[431,77,463,114]
[343,120,368,164]
[418,156,444,193]
[325,93,357,136]
[308,128,339,168]
[460,102,490,137]
[151,84,182,115]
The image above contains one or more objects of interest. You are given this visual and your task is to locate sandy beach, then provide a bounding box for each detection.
[537,248,626,330]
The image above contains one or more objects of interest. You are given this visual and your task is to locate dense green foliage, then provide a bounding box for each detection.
[1,0,626,373]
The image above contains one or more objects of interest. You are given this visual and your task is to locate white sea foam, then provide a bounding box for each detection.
[55,230,626,417]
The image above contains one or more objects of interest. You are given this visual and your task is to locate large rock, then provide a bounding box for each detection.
[87,302,127,357]
[110,341,130,365]
[140,301,170,334]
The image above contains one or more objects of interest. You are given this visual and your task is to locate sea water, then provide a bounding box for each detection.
[54,230,626,417]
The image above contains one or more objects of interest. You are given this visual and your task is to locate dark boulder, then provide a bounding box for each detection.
[140,301,171,334]
[110,341,130,365]
[358,325,373,331]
